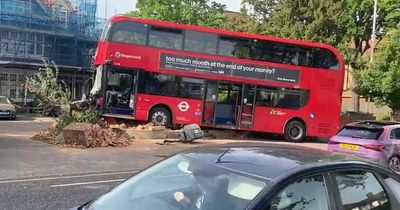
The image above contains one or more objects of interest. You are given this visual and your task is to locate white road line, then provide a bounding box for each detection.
[50,179,125,188]
[0,171,138,184]
[0,134,33,137]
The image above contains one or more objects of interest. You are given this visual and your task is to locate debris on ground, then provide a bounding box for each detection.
[32,122,132,148]
[124,123,167,139]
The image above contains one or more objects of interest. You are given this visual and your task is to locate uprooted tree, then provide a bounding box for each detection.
[25,61,98,128]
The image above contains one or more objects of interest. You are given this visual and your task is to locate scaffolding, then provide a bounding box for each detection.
[0,0,106,67]
[0,0,106,102]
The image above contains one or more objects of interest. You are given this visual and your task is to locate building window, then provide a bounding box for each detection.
[36,44,43,56]
[9,89,16,98]
[9,74,17,82]
[10,32,18,39]
[0,74,8,81]
[18,75,25,82]
[36,35,44,42]
[1,31,8,38]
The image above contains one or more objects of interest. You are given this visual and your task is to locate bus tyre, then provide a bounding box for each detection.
[284,120,306,142]
[149,107,171,127]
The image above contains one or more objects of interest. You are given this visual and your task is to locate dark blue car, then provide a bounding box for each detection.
[73,143,400,210]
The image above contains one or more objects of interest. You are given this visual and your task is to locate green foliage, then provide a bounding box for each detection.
[129,0,227,28]
[72,108,99,124]
[26,61,99,128]
[242,0,352,47]
[26,60,71,115]
[241,0,400,67]
[355,27,400,111]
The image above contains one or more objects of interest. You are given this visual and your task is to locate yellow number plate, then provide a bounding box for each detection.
[339,143,360,151]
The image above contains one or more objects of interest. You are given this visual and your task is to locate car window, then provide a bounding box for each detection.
[0,97,11,104]
[390,128,400,140]
[267,175,330,210]
[384,177,400,202]
[334,171,390,210]
[89,154,269,210]
[337,126,383,140]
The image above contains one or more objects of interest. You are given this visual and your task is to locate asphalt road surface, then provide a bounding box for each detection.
[0,119,328,210]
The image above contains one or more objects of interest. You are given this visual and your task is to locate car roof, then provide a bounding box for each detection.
[182,143,380,180]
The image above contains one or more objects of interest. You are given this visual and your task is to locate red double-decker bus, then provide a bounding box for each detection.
[93,15,345,142]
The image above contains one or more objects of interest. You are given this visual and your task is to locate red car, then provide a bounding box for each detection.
[328,121,400,172]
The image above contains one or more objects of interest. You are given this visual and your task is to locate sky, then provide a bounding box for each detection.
[97,0,242,19]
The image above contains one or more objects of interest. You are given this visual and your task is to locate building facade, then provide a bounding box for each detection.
[0,0,105,105]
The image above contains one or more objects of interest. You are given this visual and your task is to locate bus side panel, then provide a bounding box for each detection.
[135,94,203,125]
[252,107,305,134]
[311,71,343,138]
[312,89,341,137]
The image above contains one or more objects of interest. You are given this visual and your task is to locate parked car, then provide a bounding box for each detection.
[328,120,400,172]
[71,143,400,210]
[0,96,16,120]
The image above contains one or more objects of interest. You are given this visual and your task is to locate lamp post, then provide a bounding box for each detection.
[370,0,378,62]
[367,0,378,113]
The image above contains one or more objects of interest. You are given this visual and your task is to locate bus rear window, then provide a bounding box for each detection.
[108,21,148,45]
[314,48,339,70]
[337,126,383,140]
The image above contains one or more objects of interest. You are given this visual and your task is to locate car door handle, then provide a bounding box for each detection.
[144,99,150,102]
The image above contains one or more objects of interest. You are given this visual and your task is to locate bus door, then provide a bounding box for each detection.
[239,85,255,129]
[202,81,218,125]
[214,82,241,128]
[103,69,138,118]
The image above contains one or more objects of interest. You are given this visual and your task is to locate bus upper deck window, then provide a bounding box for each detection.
[314,48,339,70]
[108,21,147,45]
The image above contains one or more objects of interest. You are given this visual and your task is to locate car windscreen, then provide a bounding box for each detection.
[337,126,383,140]
[0,97,9,104]
[88,154,269,210]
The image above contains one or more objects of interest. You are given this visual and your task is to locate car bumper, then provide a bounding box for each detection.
[0,113,16,119]
[328,145,387,165]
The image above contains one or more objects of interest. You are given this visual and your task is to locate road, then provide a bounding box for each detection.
[0,119,328,210]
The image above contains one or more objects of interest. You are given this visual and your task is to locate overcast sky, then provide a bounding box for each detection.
[97,0,242,19]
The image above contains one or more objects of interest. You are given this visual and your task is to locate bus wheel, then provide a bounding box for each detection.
[149,107,171,127]
[284,120,306,142]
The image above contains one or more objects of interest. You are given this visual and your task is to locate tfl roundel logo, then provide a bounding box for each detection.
[178,101,190,112]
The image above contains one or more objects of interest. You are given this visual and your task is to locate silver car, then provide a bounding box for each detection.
[0,96,16,120]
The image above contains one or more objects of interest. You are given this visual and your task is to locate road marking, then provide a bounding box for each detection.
[0,134,33,137]
[0,170,138,184]
[50,179,125,188]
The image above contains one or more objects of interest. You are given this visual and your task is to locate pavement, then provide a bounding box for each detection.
[0,118,329,210]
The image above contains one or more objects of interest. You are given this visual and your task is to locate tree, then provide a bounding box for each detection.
[129,0,227,28]
[354,27,400,114]
[242,0,352,49]
[241,0,400,111]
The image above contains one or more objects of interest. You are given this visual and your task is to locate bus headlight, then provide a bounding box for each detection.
[309,113,315,119]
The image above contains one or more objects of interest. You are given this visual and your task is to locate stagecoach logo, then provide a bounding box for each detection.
[270,109,287,116]
[114,52,142,60]
[178,101,190,112]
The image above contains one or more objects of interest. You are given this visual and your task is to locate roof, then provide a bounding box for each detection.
[108,16,343,62]
[182,143,373,180]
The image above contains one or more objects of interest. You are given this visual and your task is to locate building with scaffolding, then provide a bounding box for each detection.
[0,0,105,104]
